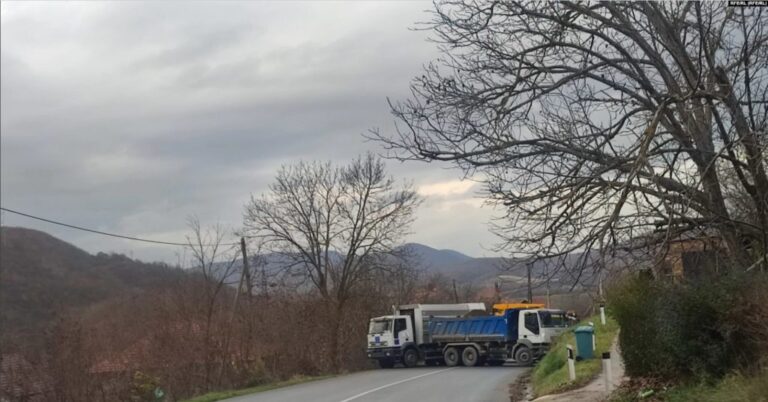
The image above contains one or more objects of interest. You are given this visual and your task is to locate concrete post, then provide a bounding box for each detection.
[602,351,612,393]
[599,303,606,325]
[567,344,576,381]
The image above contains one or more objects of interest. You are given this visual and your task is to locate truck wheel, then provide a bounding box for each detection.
[443,347,461,367]
[403,348,419,368]
[378,359,395,369]
[514,347,533,366]
[461,346,479,367]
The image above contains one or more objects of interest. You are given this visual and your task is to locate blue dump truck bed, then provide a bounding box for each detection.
[426,310,520,343]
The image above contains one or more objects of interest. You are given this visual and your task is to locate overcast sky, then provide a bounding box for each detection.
[0,1,501,263]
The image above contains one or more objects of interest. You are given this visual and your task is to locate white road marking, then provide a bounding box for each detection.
[339,368,457,402]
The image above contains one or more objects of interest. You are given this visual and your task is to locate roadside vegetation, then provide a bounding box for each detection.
[611,370,768,402]
[652,371,768,402]
[607,272,768,401]
[531,314,619,398]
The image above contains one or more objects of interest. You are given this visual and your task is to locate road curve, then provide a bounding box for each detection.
[226,365,525,402]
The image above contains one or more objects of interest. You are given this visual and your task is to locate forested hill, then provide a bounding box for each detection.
[0,226,188,341]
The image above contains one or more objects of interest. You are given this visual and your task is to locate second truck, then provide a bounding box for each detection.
[366,303,569,368]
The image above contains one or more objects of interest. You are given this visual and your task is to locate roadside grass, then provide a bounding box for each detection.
[531,314,619,398]
[181,375,335,402]
[611,370,768,402]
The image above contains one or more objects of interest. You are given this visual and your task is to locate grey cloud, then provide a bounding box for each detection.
[1,1,502,263]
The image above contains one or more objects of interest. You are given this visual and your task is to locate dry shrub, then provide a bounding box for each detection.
[723,274,768,370]
[36,274,403,401]
[609,272,768,382]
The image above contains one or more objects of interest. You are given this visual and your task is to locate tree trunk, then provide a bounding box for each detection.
[698,165,754,269]
[327,299,346,373]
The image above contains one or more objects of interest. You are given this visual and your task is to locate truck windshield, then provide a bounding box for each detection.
[539,311,568,327]
[369,320,391,334]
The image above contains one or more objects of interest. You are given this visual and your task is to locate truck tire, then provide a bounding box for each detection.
[514,346,533,366]
[402,348,419,368]
[443,347,461,367]
[461,346,479,367]
[378,359,395,369]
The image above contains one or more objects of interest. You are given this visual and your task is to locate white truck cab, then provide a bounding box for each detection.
[368,315,414,347]
[367,315,416,368]
[516,308,570,358]
[534,309,570,343]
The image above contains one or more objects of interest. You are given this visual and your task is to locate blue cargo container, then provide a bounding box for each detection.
[427,309,520,343]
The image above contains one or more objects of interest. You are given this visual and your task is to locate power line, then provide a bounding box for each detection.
[0,207,239,247]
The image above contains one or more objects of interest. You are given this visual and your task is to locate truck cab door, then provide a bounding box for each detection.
[519,311,543,343]
[394,318,412,346]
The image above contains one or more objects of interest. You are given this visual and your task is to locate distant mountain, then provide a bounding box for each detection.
[0,226,189,342]
[399,243,473,267]
[401,243,600,294]
[222,243,475,286]
[224,241,599,295]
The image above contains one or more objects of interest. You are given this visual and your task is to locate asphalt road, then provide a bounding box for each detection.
[226,365,525,402]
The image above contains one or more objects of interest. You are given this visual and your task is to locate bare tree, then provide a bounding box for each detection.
[371,1,768,277]
[242,153,420,369]
[185,217,238,391]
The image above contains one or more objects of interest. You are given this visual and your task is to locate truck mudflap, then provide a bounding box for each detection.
[367,347,402,360]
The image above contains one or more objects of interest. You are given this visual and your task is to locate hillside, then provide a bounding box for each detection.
[224,242,600,297]
[407,246,600,294]
[401,243,473,267]
[0,226,188,343]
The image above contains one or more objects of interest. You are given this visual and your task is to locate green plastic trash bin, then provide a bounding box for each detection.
[574,326,595,359]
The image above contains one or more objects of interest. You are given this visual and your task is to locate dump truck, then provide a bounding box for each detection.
[366,303,568,368]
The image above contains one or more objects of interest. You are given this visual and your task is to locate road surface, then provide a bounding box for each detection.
[226,365,525,402]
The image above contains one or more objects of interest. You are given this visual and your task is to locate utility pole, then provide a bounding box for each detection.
[243,238,253,296]
[598,236,605,301]
[452,279,459,303]
[598,271,604,301]
[545,263,551,308]
[261,253,268,299]
[527,262,533,303]
[240,237,251,296]
[232,237,250,314]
